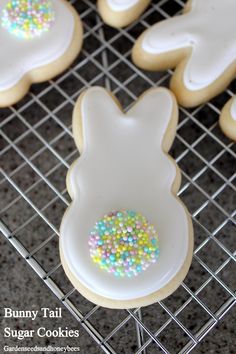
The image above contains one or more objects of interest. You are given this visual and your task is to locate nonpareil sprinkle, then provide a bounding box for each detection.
[2,0,55,39]
[89,210,160,277]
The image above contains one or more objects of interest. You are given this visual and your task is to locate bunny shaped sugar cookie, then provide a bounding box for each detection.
[132,0,236,140]
[0,0,82,107]
[97,0,151,28]
[60,87,194,309]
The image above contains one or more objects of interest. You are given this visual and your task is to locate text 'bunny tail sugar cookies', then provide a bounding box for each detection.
[60,87,194,309]
[132,0,236,140]
[220,96,236,141]
[0,0,83,107]
[97,0,151,28]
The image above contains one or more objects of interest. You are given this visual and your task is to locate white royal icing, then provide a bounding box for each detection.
[141,0,236,91]
[106,0,140,12]
[0,0,74,91]
[60,87,190,301]
[230,97,236,121]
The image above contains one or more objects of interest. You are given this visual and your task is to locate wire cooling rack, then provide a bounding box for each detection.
[0,0,236,353]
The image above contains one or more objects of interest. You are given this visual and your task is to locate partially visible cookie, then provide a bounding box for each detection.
[219,97,236,141]
[132,0,236,108]
[60,86,193,309]
[97,0,150,28]
[0,0,83,107]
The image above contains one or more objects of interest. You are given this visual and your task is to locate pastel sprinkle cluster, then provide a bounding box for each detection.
[2,0,55,39]
[89,210,160,277]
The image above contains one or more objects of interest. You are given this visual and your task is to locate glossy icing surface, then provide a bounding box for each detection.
[141,0,236,91]
[107,0,139,11]
[0,0,74,91]
[230,97,236,121]
[60,87,190,301]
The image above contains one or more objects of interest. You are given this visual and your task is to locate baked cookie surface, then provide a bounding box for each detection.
[97,0,150,28]
[220,97,236,141]
[60,87,194,309]
[0,0,83,107]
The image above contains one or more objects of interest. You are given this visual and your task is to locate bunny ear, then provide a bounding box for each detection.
[72,87,122,152]
[132,12,192,71]
[127,88,178,152]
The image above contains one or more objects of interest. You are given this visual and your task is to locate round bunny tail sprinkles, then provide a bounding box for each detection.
[89,210,160,277]
[1,0,55,39]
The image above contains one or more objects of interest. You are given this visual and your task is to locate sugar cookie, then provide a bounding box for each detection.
[0,0,83,107]
[219,97,236,141]
[132,0,236,109]
[60,86,193,309]
[97,0,150,28]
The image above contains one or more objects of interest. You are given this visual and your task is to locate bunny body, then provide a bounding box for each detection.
[0,0,82,107]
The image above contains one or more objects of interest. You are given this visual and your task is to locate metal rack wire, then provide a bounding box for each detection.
[0,0,235,353]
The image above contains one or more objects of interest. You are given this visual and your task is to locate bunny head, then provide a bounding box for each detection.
[60,87,193,308]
